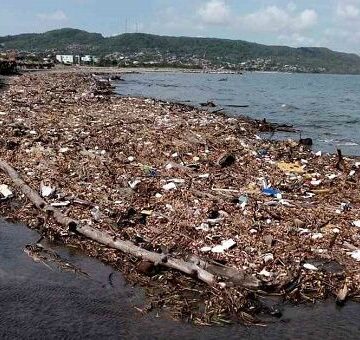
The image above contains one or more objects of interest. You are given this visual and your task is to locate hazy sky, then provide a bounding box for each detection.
[1,0,360,53]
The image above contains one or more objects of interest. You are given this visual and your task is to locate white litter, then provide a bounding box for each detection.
[263,253,274,263]
[59,147,69,153]
[196,223,210,232]
[200,246,212,253]
[311,179,322,186]
[128,179,141,189]
[167,178,185,184]
[0,184,13,199]
[315,151,322,157]
[350,250,360,261]
[128,156,135,162]
[165,204,174,211]
[50,201,70,207]
[303,192,315,199]
[211,239,236,253]
[299,228,312,235]
[353,220,360,228]
[259,269,272,277]
[303,263,318,271]
[163,182,177,191]
[349,170,356,177]
[40,183,55,198]
[312,233,323,240]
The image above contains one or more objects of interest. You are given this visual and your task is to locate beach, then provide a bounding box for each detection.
[0,71,360,324]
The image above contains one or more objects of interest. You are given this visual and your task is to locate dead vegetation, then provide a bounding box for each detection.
[0,72,360,325]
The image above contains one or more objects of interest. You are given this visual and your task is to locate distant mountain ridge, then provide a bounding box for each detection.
[1,28,360,74]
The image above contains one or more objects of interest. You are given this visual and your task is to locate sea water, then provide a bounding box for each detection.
[116,72,360,156]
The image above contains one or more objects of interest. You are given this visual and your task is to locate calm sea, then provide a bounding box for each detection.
[116,72,360,156]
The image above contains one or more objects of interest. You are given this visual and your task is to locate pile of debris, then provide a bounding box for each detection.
[0,72,360,325]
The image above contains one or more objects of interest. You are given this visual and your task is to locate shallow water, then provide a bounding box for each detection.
[116,72,360,156]
[2,220,360,339]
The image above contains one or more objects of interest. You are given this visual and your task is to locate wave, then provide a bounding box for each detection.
[320,139,359,146]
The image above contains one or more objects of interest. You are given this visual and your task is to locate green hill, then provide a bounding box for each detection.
[1,28,360,74]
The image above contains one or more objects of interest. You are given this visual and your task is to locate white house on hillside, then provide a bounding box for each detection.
[56,55,74,64]
[56,54,98,65]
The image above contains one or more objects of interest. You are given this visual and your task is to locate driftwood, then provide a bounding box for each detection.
[188,255,260,288]
[0,159,259,289]
[336,148,345,171]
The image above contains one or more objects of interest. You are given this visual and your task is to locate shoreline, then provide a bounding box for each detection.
[0,71,360,325]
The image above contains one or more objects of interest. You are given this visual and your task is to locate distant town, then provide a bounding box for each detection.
[0,49,326,74]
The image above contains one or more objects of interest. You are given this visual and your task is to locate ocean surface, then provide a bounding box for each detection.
[2,220,360,339]
[116,72,360,156]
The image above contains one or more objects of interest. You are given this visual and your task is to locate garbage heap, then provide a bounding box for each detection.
[0,72,360,325]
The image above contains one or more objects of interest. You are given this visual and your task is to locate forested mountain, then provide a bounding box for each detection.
[1,28,360,74]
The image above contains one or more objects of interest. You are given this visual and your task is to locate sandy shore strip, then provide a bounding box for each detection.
[0,71,360,325]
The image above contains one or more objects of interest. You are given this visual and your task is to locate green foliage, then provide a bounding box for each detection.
[0,60,17,75]
[1,29,360,74]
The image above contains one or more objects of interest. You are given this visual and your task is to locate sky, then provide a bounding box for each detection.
[1,0,360,54]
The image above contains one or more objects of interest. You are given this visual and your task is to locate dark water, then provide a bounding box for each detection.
[2,221,360,339]
[116,72,360,156]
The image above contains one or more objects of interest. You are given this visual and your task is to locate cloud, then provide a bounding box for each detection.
[336,3,360,19]
[278,33,316,46]
[240,6,318,34]
[198,0,230,25]
[37,10,68,22]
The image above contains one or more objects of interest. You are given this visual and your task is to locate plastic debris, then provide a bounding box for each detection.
[353,221,360,228]
[196,223,210,232]
[50,201,71,207]
[128,179,141,189]
[0,184,13,200]
[211,239,236,253]
[59,147,69,153]
[311,233,323,240]
[163,182,177,191]
[310,179,322,186]
[350,250,360,261]
[262,188,281,197]
[40,182,55,198]
[91,206,102,221]
[303,263,318,271]
[263,253,274,263]
[259,269,272,277]
[1,71,360,323]
[238,195,248,209]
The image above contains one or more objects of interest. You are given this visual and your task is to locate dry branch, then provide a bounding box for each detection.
[0,158,259,289]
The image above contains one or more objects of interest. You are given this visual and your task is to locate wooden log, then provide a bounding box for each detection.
[188,255,260,288]
[76,224,216,285]
[0,159,216,286]
[0,158,259,289]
